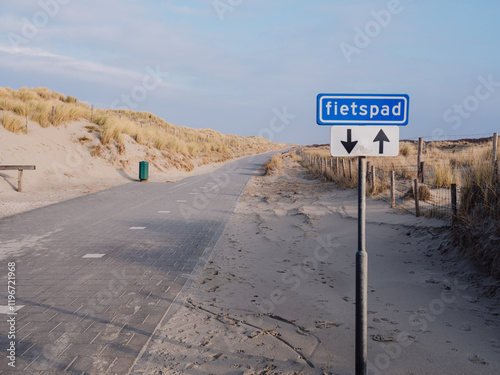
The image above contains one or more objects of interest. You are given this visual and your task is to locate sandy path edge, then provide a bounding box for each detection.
[0,142,287,220]
[0,120,288,219]
[133,152,499,375]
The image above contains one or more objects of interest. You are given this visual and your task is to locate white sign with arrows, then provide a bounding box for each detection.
[330,126,399,157]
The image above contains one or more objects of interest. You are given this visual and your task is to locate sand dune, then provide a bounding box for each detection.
[139,151,500,375]
[0,120,264,218]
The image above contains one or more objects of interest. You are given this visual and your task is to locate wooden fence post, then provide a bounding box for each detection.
[341,159,345,177]
[52,106,55,119]
[371,165,376,193]
[414,179,420,217]
[420,161,425,183]
[451,183,457,225]
[336,158,339,176]
[349,159,352,179]
[417,137,423,181]
[18,170,23,193]
[493,132,498,171]
[390,171,395,209]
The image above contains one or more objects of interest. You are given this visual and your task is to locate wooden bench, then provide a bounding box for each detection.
[0,165,36,192]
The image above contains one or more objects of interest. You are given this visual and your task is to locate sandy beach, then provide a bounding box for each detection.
[135,151,500,375]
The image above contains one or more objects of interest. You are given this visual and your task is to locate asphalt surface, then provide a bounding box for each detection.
[0,151,278,374]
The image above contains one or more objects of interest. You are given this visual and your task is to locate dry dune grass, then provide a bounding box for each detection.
[91,110,279,163]
[0,87,287,169]
[0,111,26,133]
[0,87,90,128]
[302,139,499,189]
[264,153,283,175]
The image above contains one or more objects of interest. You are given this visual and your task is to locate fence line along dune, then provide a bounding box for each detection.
[295,136,500,278]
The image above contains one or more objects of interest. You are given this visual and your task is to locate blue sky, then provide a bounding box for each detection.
[0,0,499,144]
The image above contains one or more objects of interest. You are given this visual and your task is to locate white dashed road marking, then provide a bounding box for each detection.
[0,305,25,314]
[82,254,106,258]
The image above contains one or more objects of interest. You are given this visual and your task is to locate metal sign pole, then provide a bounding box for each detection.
[316,92,409,375]
[356,156,367,375]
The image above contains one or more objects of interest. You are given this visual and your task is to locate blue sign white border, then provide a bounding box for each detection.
[317,93,409,126]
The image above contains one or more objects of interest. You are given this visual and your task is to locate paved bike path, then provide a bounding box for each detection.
[0,151,277,374]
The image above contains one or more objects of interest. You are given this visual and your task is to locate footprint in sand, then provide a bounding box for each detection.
[461,323,473,332]
[488,338,500,349]
[204,352,223,361]
[315,321,343,329]
[387,320,398,325]
[372,334,396,343]
[468,355,489,365]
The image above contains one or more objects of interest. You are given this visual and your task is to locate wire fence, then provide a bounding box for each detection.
[373,166,456,223]
[295,144,500,226]
[295,142,500,277]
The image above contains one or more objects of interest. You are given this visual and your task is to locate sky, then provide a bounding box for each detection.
[0,0,499,145]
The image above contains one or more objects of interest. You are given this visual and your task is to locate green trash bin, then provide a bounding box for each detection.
[139,161,149,181]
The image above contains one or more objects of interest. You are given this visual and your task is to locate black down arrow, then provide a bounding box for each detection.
[373,129,390,154]
[341,129,358,154]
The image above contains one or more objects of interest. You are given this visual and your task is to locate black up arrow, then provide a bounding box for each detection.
[373,129,390,154]
[341,129,358,154]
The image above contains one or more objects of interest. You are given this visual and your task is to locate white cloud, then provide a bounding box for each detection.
[0,44,169,86]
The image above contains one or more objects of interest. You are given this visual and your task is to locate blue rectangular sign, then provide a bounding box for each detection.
[317,94,409,126]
